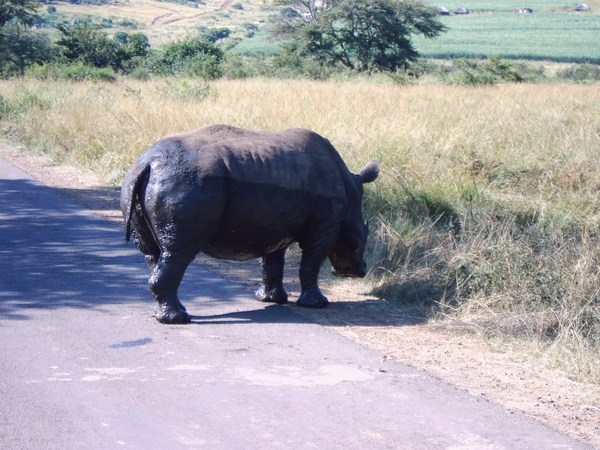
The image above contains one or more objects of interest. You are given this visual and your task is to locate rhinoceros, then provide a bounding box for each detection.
[121,124,379,324]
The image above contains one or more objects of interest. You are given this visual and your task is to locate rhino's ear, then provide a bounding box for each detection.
[358,160,380,184]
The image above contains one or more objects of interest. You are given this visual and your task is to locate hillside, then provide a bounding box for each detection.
[38,0,600,61]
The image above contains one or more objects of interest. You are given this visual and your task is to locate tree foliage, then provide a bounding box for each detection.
[56,23,116,68]
[0,23,54,75]
[56,23,150,72]
[272,0,446,72]
[0,0,45,76]
[146,35,224,79]
[0,0,39,28]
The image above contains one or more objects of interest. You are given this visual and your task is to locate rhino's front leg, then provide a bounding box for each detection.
[296,230,336,308]
[148,251,193,324]
[256,248,289,304]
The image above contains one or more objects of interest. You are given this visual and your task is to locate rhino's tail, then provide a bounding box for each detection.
[124,164,151,243]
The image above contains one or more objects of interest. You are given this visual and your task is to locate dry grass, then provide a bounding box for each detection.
[1,77,599,382]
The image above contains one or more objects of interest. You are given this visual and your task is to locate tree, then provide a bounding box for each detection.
[56,22,117,68]
[56,23,150,72]
[111,31,150,72]
[0,0,46,76]
[0,23,54,75]
[0,0,39,28]
[271,0,446,73]
[146,35,224,79]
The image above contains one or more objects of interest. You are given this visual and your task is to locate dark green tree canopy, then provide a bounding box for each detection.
[272,0,446,72]
[56,23,150,71]
[56,22,117,68]
[0,22,54,75]
[0,0,39,28]
[146,35,224,79]
[0,0,45,76]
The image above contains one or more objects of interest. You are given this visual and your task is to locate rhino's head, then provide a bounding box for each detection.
[328,160,380,278]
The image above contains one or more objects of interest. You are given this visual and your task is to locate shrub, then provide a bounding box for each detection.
[448,56,524,86]
[451,58,499,85]
[485,55,524,82]
[0,94,15,120]
[26,62,117,82]
[202,27,231,43]
[118,19,139,29]
[129,66,150,80]
[556,64,600,83]
[60,63,117,82]
[158,80,213,101]
[147,35,223,79]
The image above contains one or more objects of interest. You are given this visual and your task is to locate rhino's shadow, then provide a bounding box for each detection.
[188,304,308,325]
[187,301,424,328]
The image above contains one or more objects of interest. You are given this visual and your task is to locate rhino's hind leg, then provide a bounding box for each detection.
[129,208,161,272]
[149,251,194,324]
[256,248,288,304]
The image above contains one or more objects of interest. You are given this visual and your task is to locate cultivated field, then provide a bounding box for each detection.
[1,77,599,385]
[415,12,600,62]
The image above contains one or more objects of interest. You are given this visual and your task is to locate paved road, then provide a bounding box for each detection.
[0,156,591,449]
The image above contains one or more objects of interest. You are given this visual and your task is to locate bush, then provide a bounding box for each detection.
[147,35,223,79]
[450,58,500,86]
[26,62,117,82]
[485,55,524,82]
[448,56,524,86]
[118,19,139,29]
[61,63,117,81]
[0,94,15,120]
[556,64,600,83]
[129,66,150,80]
[158,80,213,101]
[201,27,231,43]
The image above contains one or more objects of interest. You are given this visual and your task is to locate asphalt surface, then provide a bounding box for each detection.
[0,156,592,450]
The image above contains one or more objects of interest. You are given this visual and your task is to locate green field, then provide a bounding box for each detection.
[415,12,600,62]
[433,0,578,12]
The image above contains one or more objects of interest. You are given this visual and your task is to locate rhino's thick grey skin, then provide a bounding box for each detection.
[121,124,380,324]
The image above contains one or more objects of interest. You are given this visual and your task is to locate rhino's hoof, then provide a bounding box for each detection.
[296,291,329,308]
[255,285,288,304]
[154,305,192,324]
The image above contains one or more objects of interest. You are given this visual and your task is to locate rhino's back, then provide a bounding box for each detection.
[147,125,350,260]
[167,125,347,199]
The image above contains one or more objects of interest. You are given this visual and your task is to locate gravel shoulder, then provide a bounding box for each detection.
[2,142,599,448]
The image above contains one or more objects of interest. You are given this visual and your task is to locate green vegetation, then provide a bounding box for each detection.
[271,0,446,72]
[415,13,600,63]
[145,35,224,78]
[0,0,598,78]
[434,0,574,12]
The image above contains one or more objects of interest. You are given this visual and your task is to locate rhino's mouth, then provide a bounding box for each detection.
[331,261,367,278]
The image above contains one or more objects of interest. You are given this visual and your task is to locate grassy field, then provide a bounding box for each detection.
[1,77,599,382]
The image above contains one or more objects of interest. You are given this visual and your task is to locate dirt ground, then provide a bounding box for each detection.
[2,145,599,448]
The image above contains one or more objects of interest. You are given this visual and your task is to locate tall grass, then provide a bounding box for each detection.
[1,78,599,382]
